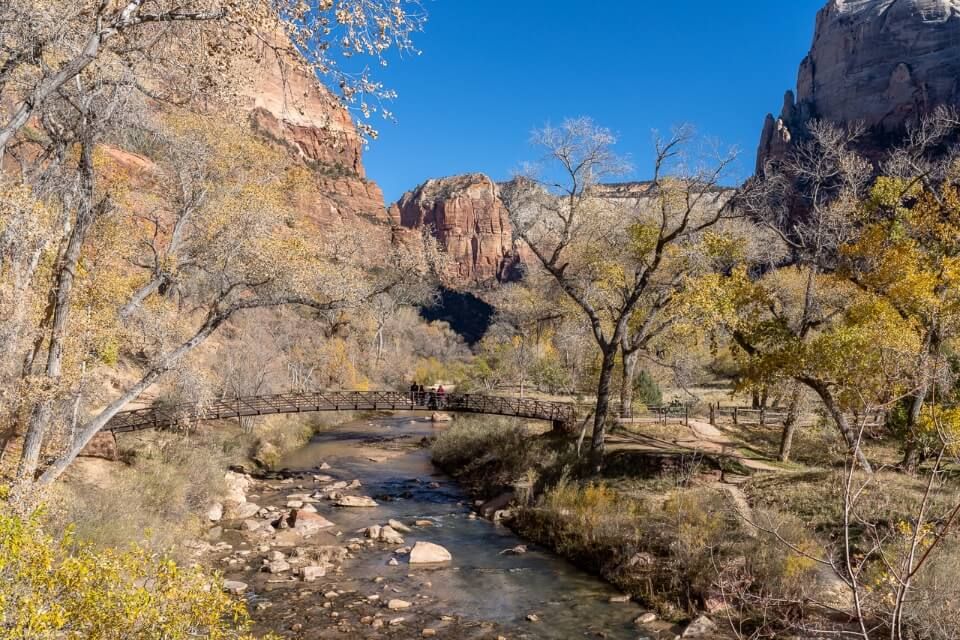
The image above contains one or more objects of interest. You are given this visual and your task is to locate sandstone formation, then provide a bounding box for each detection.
[758,0,960,170]
[390,174,526,287]
[241,36,392,228]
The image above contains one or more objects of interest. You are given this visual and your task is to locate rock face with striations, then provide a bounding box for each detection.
[758,0,960,170]
[390,174,526,287]
[241,37,389,227]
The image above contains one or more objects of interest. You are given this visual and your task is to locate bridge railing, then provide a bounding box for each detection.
[104,391,578,433]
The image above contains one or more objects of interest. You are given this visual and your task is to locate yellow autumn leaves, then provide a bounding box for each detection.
[0,507,272,640]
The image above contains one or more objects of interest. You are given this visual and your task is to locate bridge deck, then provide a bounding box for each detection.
[104,391,578,433]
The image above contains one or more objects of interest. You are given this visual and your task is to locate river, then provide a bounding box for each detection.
[221,415,662,639]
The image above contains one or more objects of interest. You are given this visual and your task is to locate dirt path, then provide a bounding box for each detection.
[606,419,782,473]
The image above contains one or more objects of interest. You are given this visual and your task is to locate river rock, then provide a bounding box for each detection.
[207,502,224,522]
[635,612,658,625]
[409,541,452,564]
[387,599,411,610]
[682,615,718,637]
[266,559,291,574]
[387,519,412,533]
[301,565,326,582]
[379,525,405,545]
[241,519,263,532]
[223,580,248,594]
[227,502,261,520]
[430,412,452,423]
[223,471,251,505]
[500,545,527,556]
[336,495,378,508]
[479,492,515,518]
[289,509,335,534]
[366,525,382,539]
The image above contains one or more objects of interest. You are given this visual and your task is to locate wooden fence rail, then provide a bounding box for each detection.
[708,403,887,431]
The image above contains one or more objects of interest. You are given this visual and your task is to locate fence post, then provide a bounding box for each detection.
[760,407,766,427]
[685,405,689,427]
[733,406,738,426]
[709,404,715,426]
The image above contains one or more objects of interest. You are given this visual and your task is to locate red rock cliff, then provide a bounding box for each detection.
[241,38,390,228]
[390,174,526,288]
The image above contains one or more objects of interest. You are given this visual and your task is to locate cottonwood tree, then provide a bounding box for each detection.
[502,118,738,470]
[839,110,960,470]
[703,116,960,472]
[0,1,429,495]
[3,115,439,491]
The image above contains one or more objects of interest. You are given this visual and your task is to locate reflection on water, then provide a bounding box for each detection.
[278,416,651,640]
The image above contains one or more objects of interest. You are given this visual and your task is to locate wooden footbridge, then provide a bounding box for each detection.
[103,391,578,434]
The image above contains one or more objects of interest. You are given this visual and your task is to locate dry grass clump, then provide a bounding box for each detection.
[51,432,230,551]
[905,540,960,640]
[432,416,568,495]
[745,470,958,536]
[516,477,825,623]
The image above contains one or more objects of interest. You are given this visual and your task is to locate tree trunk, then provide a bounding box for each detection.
[804,379,873,473]
[17,139,102,480]
[17,401,51,480]
[778,384,803,462]
[590,347,617,473]
[620,347,638,419]
[36,306,233,486]
[900,390,927,472]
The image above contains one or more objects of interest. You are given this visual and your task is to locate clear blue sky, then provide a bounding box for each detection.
[360,1,826,203]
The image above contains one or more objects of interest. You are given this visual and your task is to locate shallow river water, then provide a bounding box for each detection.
[232,415,661,639]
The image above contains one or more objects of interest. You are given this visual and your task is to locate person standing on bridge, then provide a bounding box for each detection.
[436,384,446,409]
[409,381,419,404]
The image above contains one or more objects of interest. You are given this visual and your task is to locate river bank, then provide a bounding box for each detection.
[430,416,832,638]
[188,415,682,639]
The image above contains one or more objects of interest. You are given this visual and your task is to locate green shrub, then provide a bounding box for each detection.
[634,369,663,406]
[0,508,271,639]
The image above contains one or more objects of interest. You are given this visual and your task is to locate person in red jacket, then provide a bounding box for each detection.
[436,385,446,409]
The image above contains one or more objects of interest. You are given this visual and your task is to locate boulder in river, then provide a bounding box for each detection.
[682,615,718,637]
[635,612,657,625]
[388,518,412,533]
[266,559,291,573]
[379,525,405,545]
[430,412,452,423]
[409,541,452,564]
[336,495,378,508]
[301,565,326,582]
[288,509,335,534]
